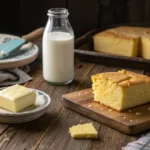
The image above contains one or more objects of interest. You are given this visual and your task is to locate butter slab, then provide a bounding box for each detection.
[0,84,36,112]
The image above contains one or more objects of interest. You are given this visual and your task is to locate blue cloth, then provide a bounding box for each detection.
[122,133,150,150]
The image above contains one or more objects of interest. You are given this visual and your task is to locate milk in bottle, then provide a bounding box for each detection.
[43,8,74,85]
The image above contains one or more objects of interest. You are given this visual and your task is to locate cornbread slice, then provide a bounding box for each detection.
[0,84,36,112]
[93,31,139,57]
[69,123,98,139]
[93,26,150,59]
[92,70,150,111]
[141,36,150,59]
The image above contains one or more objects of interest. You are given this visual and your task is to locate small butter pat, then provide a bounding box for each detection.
[0,84,36,112]
[69,123,98,139]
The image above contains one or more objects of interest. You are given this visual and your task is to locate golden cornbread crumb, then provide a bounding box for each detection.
[119,70,126,74]
[92,70,150,111]
[69,123,98,139]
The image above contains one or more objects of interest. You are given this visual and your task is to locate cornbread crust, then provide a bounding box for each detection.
[93,31,138,40]
[92,71,150,88]
[92,70,150,111]
[108,26,150,36]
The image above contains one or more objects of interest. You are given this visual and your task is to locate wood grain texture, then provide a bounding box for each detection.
[0,59,95,150]
[126,0,144,22]
[67,0,98,38]
[0,125,21,150]
[0,35,148,149]
[98,0,126,28]
[90,125,137,150]
[37,108,100,150]
[62,88,150,134]
[2,0,150,36]
[0,124,9,135]
[20,0,45,34]
[75,49,150,71]
[75,29,99,49]
[22,27,44,42]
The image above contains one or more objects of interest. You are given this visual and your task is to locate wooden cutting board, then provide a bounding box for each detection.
[62,88,150,135]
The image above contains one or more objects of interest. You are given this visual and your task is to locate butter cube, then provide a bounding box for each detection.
[69,123,98,139]
[0,84,36,112]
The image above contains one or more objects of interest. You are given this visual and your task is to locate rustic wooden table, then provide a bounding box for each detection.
[0,39,147,150]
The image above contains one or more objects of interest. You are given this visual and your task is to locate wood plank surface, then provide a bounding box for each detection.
[0,124,9,135]
[62,88,150,134]
[37,108,100,150]
[67,0,98,38]
[0,38,148,150]
[0,59,95,150]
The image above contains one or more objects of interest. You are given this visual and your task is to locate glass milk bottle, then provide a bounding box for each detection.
[43,8,74,85]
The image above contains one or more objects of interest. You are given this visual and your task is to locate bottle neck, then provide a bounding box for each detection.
[48,8,69,18]
[45,8,74,36]
[48,8,69,27]
[48,16,68,30]
[49,15,68,22]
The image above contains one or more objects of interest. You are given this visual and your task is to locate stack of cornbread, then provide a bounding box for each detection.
[92,70,150,111]
[93,26,150,59]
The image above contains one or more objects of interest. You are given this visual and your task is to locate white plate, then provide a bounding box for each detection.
[0,34,39,69]
[0,89,51,123]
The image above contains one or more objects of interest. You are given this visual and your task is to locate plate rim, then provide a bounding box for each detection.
[0,44,39,63]
[0,89,51,116]
[0,33,19,39]
[0,33,39,69]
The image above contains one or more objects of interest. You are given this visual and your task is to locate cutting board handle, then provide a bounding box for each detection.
[22,27,44,42]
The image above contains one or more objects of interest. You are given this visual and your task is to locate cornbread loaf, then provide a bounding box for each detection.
[91,70,150,111]
[93,26,150,59]
[141,36,150,59]
[69,123,98,139]
[0,84,36,112]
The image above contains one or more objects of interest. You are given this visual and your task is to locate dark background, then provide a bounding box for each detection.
[0,0,150,38]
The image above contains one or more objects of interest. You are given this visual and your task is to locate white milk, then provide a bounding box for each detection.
[42,32,74,84]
